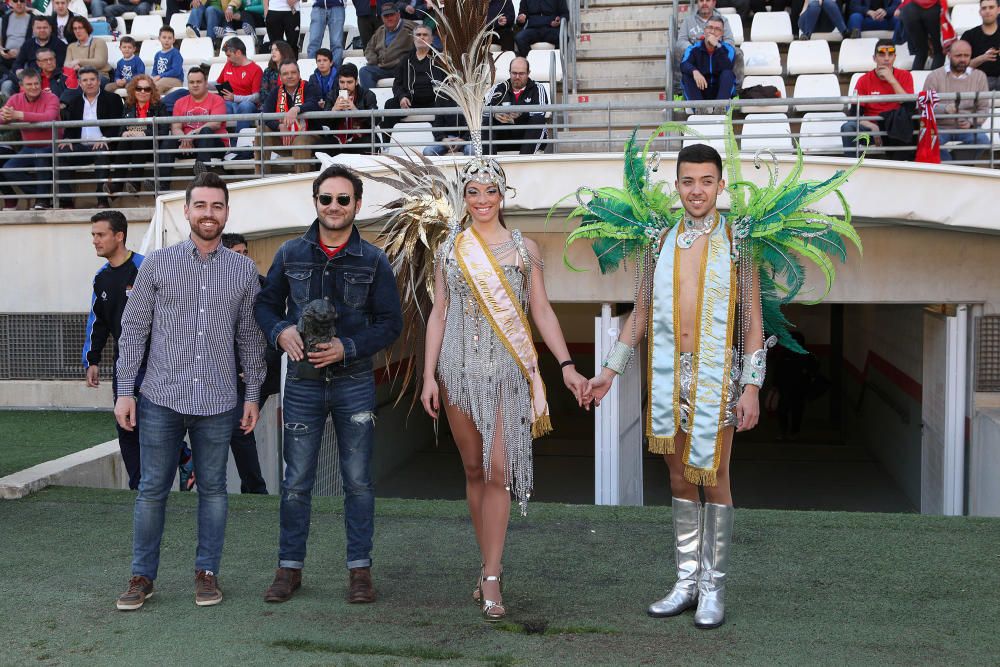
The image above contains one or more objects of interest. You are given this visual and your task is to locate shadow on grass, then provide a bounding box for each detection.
[271,639,520,665]
[494,620,620,636]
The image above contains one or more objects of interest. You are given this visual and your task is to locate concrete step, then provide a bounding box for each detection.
[575,29,668,53]
[579,6,671,32]
[576,58,666,79]
[577,45,669,60]
[577,74,667,91]
[556,128,680,153]
[567,108,671,126]
[569,90,672,105]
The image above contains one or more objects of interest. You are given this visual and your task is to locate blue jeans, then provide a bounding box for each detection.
[308,4,345,66]
[359,64,393,91]
[681,69,736,102]
[131,396,233,580]
[846,12,897,33]
[5,145,52,196]
[423,141,474,156]
[941,129,991,161]
[226,98,258,132]
[188,5,225,36]
[798,0,848,36]
[89,0,108,17]
[279,368,376,570]
[105,1,152,19]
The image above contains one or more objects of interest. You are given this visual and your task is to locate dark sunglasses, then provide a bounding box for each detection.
[317,193,352,206]
[135,86,153,92]
[876,46,896,55]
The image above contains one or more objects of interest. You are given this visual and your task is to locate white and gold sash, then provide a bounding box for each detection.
[646,217,737,486]
[453,227,553,438]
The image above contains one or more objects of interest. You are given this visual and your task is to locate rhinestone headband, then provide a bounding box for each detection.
[461,156,508,192]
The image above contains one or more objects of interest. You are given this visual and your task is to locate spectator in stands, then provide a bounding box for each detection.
[162,67,228,177]
[514,0,568,57]
[151,26,184,95]
[221,0,265,38]
[1,0,33,79]
[381,25,442,136]
[360,4,412,90]
[679,17,737,108]
[106,36,144,93]
[352,0,383,51]
[963,0,1000,89]
[488,0,516,52]
[797,0,850,40]
[327,61,378,153]
[898,0,945,70]
[846,0,902,39]
[58,66,123,208]
[482,56,549,154]
[423,97,473,156]
[46,0,78,45]
[307,0,345,66]
[0,69,59,209]
[310,48,338,108]
[716,0,750,21]
[923,39,991,159]
[65,17,111,79]
[186,0,225,40]
[841,39,914,155]
[216,37,262,134]
[7,16,67,96]
[266,0,301,53]
[112,74,166,193]
[103,0,154,22]
[262,60,320,172]
[35,46,77,102]
[260,40,295,108]
[675,0,735,64]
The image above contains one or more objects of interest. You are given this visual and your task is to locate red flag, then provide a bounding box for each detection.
[940,0,957,51]
[915,90,941,164]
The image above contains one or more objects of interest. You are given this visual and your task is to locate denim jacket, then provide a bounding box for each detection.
[254,221,402,376]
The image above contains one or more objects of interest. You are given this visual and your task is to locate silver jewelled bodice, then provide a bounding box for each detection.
[437,229,536,514]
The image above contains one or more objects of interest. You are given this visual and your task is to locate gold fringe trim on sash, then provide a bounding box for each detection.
[684,464,718,487]
[531,414,553,439]
[647,434,676,455]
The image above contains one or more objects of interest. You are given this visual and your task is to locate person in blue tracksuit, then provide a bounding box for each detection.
[679,16,737,103]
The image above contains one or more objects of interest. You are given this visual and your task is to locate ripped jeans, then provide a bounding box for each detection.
[279,366,376,570]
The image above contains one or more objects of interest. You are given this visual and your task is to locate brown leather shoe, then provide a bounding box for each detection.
[264,567,302,603]
[194,570,223,607]
[348,567,375,603]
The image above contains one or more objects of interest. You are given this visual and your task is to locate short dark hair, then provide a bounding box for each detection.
[982,0,998,6]
[874,38,895,52]
[186,171,229,206]
[69,15,93,35]
[187,66,206,80]
[35,47,56,60]
[91,210,128,242]
[313,164,363,200]
[223,37,246,54]
[278,59,299,72]
[221,232,247,248]
[315,47,333,61]
[77,66,100,80]
[19,69,41,83]
[119,35,137,47]
[339,62,358,80]
[676,143,723,178]
[159,25,175,36]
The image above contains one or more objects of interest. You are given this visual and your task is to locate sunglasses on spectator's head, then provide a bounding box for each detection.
[876,46,896,55]
[317,193,352,206]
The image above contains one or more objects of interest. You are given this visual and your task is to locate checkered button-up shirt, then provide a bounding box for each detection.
[116,237,266,416]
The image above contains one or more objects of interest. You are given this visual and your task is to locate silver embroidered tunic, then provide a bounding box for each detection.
[437,229,536,513]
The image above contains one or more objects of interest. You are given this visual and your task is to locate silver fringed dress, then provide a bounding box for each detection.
[437,229,538,514]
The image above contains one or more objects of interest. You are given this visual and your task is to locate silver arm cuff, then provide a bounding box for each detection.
[740,335,777,388]
[602,341,634,375]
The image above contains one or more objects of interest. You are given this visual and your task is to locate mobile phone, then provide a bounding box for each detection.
[338,89,348,99]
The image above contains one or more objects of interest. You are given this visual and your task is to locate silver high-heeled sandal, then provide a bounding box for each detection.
[480,574,506,622]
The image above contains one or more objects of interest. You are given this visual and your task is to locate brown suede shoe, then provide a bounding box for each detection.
[348,567,375,603]
[264,567,302,603]
[194,570,223,607]
[116,575,154,611]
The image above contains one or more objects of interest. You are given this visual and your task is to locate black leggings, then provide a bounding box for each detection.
[266,10,300,54]
[901,1,944,70]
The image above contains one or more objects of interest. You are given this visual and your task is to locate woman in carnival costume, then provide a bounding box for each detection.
[561,121,865,628]
[369,0,590,622]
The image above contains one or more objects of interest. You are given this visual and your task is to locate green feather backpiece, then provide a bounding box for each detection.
[554,111,865,354]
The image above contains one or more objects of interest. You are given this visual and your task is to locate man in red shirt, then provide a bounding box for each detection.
[0,69,61,209]
[841,39,915,157]
[161,66,228,181]
[214,38,262,135]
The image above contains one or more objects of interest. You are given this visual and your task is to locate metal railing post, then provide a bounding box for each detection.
[49,125,58,208]
[667,0,678,124]
[152,117,161,197]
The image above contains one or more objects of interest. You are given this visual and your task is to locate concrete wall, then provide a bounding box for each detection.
[970,409,1000,516]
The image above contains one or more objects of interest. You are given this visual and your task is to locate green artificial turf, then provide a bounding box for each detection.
[0,411,117,477]
[1,488,998,666]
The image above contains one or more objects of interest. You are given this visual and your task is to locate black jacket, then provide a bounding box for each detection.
[390,49,445,103]
[121,101,167,137]
[486,77,548,126]
[326,83,378,138]
[62,90,124,139]
[45,11,80,45]
[488,0,516,25]
[263,81,322,131]
[519,0,569,28]
[14,34,67,72]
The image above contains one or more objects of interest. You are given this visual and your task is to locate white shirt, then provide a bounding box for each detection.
[269,0,292,11]
[80,94,104,144]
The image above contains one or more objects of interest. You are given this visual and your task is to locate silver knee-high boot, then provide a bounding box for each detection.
[647,497,702,617]
[694,502,734,629]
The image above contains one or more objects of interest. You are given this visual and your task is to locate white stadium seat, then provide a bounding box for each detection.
[372,86,394,109]
[208,61,225,82]
[105,40,124,68]
[838,38,878,73]
[792,74,844,112]
[723,13,744,45]
[740,113,794,152]
[740,75,788,113]
[799,111,849,154]
[298,58,318,81]
[493,50,516,82]
[139,38,161,68]
[910,69,931,92]
[169,12,190,36]
[739,41,782,76]
[129,14,164,41]
[343,55,367,71]
[750,11,794,43]
[683,114,727,151]
[894,41,915,70]
[384,122,435,156]
[786,39,834,75]
[951,3,983,34]
[180,37,215,62]
[526,49,562,83]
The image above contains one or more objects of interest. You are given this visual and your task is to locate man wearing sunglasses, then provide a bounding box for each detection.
[841,39,914,156]
[255,164,402,606]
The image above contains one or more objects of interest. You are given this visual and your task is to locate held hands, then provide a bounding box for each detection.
[114,396,137,431]
[735,385,759,432]
[586,368,616,408]
[562,365,592,410]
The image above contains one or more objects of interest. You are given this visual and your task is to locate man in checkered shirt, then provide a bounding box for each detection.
[112,171,267,611]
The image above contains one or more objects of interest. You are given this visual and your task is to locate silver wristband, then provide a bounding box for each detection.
[602,341,634,375]
[740,335,777,388]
